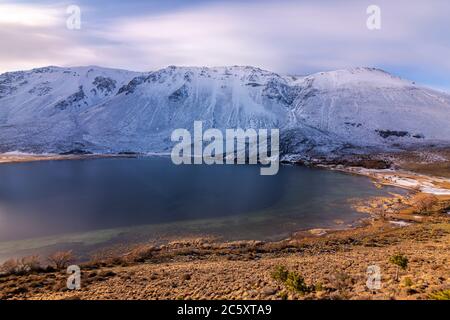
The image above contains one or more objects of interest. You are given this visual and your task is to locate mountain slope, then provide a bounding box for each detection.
[0,66,140,152]
[0,65,449,155]
[289,68,450,151]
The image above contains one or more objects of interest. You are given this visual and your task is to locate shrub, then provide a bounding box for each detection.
[428,290,450,300]
[315,282,324,292]
[411,194,438,214]
[0,259,19,275]
[47,251,75,269]
[124,244,157,263]
[271,265,289,282]
[403,277,413,287]
[277,291,288,300]
[271,266,313,295]
[285,272,312,295]
[328,271,354,293]
[21,255,41,271]
[389,253,408,281]
[0,255,41,275]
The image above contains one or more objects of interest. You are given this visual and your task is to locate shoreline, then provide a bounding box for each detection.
[2,151,449,192]
[2,151,448,192]
[1,150,448,223]
[0,152,149,164]
[0,152,413,246]
[0,151,449,300]
[0,151,448,240]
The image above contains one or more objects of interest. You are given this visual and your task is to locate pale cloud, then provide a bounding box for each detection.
[92,0,450,79]
[0,2,97,72]
[0,3,62,26]
[0,0,449,90]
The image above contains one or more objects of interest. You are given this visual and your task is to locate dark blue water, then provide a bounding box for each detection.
[0,157,403,243]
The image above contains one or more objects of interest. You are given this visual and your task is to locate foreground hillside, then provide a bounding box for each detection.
[1,220,449,300]
[1,65,449,155]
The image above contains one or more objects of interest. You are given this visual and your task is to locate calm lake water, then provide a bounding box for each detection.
[0,157,405,259]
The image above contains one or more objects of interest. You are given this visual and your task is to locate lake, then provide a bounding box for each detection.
[0,157,405,260]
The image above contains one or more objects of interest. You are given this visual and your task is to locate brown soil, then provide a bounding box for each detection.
[1,216,448,300]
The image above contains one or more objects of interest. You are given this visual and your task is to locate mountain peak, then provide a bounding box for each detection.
[1,64,449,155]
[301,67,413,89]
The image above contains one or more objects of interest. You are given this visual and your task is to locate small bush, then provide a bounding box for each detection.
[47,251,74,269]
[271,266,313,295]
[389,253,408,281]
[277,291,288,300]
[20,255,41,272]
[411,194,438,214]
[403,277,413,287]
[0,255,41,275]
[124,244,157,263]
[271,265,289,282]
[428,290,450,300]
[390,254,409,269]
[315,282,324,292]
[328,271,354,293]
[285,272,312,295]
[0,259,19,275]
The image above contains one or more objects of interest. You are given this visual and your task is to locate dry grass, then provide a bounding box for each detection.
[1,218,448,300]
[402,162,450,179]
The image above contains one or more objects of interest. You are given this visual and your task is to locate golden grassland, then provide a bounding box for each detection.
[0,220,448,300]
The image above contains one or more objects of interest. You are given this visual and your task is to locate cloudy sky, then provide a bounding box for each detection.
[1,0,450,91]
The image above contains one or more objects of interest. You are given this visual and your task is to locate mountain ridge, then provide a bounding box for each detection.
[1,65,449,157]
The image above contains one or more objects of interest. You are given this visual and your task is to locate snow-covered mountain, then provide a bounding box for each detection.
[0,65,449,156]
